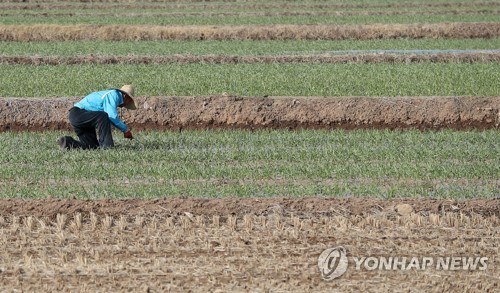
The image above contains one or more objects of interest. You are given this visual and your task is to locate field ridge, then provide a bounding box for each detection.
[0,96,498,131]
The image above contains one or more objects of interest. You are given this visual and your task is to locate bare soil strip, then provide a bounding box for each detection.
[0,197,498,219]
[0,198,498,291]
[2,1,498,10]
[2,53,499,65]
[0,96,498,132]
[1,23,498,41]
[2,9,498,18]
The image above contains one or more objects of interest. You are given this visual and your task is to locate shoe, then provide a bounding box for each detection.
[58,136,83,150]
[57,136,68,149]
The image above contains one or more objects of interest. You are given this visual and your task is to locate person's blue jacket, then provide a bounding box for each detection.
[74,89,128,132]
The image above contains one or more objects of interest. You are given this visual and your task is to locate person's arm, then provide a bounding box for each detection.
[102,91,128,133]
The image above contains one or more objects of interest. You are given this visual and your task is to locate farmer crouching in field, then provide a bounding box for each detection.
[57,85,137,150]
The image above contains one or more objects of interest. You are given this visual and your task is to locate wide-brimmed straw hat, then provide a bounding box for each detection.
[117,85,137,110]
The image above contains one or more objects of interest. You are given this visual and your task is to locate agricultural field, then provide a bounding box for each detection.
[0,0,498,291]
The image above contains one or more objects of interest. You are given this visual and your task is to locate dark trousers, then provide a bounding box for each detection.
[67,107,114,149]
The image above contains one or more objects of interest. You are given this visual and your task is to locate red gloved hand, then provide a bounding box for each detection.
[124,130,133,139]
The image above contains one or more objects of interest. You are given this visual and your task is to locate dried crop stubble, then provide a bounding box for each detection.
[1,23,498,41]
[0,199,497,292]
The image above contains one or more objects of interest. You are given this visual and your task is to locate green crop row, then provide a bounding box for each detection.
[1,62,498,97]
[0,129,497,198]
[2,39,499,56]
[2,12,500,26]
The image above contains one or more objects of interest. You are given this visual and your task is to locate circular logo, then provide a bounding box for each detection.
[318,246,348,281]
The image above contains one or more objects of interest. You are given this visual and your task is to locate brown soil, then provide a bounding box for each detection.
[2,53,499,65]
[0,96,498,132]
[0,197,498,219]
[0,198,498,291]
[1,23,498,41]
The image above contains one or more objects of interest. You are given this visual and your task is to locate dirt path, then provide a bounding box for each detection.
[0,96,498,131]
